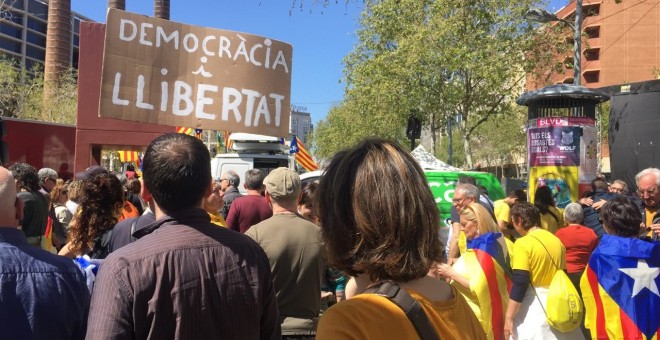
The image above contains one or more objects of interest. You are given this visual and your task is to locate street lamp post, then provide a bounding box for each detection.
[525,0,582,85]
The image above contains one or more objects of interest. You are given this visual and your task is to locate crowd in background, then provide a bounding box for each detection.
[0,135,658,339]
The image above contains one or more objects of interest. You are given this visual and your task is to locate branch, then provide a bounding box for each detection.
[466,74,526,137]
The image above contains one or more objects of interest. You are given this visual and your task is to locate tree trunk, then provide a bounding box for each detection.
[460,116,473,169]
[155,0,170,20]
[43,0,72,101]
[108,0,126,10]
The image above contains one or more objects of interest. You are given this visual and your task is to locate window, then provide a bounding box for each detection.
[0,22,23,39]
[73,17,81,34]
[585,26,600,39]
[24,58,43,71]
[584,48,600,61]
[2,10,24,25]
[73,33,79,47]
[0,37,22,53]
[583,70,600,83]
[26,31,46,47]
[72,47,79,69]
[29,0,48,19]
[27,17,47,34]
[26,45,45,61]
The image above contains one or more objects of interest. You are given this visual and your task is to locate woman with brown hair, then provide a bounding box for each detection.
[315,139,485,339]
[58,173,124,259]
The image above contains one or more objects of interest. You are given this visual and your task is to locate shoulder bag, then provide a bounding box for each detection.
[529,234,583,332]
[364,280,440,340]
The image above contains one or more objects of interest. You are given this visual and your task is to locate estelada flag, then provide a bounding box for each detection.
[290,136,318,172]
[580,235,660,339]
[194,129,203,140]
[176,126,193,135]
[454,232,512,340]
[118,150,139,163]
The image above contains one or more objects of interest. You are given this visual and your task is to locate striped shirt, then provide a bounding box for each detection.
[86,208,281,339]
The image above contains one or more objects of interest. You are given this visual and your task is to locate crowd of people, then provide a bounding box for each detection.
[0,134,658,339]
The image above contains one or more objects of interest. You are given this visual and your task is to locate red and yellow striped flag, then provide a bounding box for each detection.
[291,136,318,172]
[176,126,193,135]
[118,150,139,163]
[224,131,233,151]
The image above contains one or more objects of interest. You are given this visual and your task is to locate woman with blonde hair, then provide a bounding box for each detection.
[437,203,513,339]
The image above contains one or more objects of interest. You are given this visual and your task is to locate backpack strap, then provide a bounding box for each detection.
[130,216,140,243]
[364,281,440,340]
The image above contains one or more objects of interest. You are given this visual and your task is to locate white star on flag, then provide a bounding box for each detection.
[618,259,660,298]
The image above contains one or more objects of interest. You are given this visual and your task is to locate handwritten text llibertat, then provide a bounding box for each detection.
[100,9,293,137]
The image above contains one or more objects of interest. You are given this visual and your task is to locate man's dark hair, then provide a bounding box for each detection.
[509,189,527,202]
[591,178,609,192]
[143,133,211,213]
[600,196,642,238]
[510,202,541,231]
[8,163,40,192]
[534,185,556,214]
[477,184,489,197]
[244,169,264,190]
[458,175,476,185]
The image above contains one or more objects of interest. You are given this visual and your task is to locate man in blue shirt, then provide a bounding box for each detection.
[0,166,89,339]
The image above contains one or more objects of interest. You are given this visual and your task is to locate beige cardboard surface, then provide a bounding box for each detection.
[99,9,292,137]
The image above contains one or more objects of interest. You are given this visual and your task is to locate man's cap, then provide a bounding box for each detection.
[264,167,301,200]
[37,168,58,183]
[75,165,108,181]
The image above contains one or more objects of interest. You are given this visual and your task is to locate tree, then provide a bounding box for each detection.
[0,58,77,124]
[311,0,562,168]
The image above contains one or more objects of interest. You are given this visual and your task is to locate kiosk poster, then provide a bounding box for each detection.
[99,9,293,137]
[528,126,581,166]
[528,165,579,209]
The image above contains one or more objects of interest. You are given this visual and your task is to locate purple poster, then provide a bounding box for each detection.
[528,126,581,166]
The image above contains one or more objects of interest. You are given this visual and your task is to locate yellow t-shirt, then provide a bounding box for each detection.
[539,206,565,234]
[646,207,658,227]
[511,229,565,287]
[317,286,486,339]
[494,199,510,224]
[208,211,226,227]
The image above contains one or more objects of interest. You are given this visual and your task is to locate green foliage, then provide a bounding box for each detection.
[0,58,77,124]
[311,0,561,168]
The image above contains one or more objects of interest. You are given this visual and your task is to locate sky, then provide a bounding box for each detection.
[71,0,364,125]
[71,0,568,125]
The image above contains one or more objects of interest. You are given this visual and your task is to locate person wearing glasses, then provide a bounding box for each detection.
[448,183,495,264]
[218,170,242,219]
[608,180,628,194]
[636,168,660,239]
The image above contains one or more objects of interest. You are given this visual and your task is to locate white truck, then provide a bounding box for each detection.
[210,133,295,193]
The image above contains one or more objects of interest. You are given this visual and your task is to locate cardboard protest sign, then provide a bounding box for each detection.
[99,9,292,137]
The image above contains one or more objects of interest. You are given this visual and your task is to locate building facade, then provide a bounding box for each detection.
[290,106,313,144]
[0,0,89,71]
[529,0,660,89]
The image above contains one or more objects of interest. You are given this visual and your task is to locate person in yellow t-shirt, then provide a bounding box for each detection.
[436,203,514,340]
[504,202,582,339]
[534,186,565,233]
[315,139,486,340]
[204,181,226,227]
[494,190,526,239]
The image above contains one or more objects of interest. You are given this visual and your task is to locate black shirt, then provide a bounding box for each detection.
[108,211,156,253]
